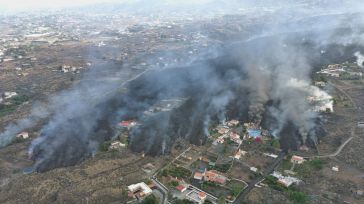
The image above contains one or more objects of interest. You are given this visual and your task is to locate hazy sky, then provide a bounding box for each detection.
[0,0,121,12]
[0,0,216,12]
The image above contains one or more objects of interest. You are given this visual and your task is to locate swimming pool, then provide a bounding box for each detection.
[248,129,262,138]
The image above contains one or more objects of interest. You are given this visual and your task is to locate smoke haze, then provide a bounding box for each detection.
[0,0,364,172]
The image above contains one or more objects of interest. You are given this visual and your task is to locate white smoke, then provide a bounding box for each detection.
[0,103,50,147]
[288,78,333,113]
[354,51,364,68]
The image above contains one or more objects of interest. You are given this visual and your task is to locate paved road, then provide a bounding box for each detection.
[232,151,286,204]
[150,147,192,204]
[152,178,169,204]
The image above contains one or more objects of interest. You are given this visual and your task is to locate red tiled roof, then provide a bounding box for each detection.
[214,177,226,184]
[199,191,207,199]
[205,171,218,179]
[204,170,226,184]
[176,185,186,192]
[291,155,304,161]
[120,121,132,126]
[194,172,203,179]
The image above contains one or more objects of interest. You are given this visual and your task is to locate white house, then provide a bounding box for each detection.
[250,167,258,172]
[271,171,301,187]
[16,132,29,139]
[110,141,125,149]
[332,166,339,172]
[128,182,152,198]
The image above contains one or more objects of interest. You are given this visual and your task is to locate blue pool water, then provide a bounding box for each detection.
[248,129,262,138]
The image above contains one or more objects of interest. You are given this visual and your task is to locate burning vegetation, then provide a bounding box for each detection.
[1,4,364,174]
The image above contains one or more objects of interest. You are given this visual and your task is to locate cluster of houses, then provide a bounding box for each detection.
[108,120,140,150]
[214,120,244,146]
[317,64,363,78]
[263,155,305,187]
[317,64,345,77]
[156,168,212,203]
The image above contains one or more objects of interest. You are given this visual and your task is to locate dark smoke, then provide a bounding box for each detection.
[1,1,364,172]
[30,34,351,172]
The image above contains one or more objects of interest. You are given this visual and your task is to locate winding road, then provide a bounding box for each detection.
[303,80,358,159]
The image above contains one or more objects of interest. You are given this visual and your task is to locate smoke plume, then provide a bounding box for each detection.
[0,1,364,172]
[354,51,364,68]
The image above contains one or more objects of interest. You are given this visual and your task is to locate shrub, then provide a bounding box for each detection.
[289,191,308,203]
[99,141,111,152]
[309,159,324,170]
[210,163,231,173]
[0,95,29,117]
[163,165,191,179]
[271,139,280,149]
[169,180,179,187]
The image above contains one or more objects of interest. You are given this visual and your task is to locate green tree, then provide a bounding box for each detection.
[309,159,324,170]
[141,195,158,204]
[99,141,111,152]
[169,180,179,187]
[218,196,226,204]
[271,139,280,149]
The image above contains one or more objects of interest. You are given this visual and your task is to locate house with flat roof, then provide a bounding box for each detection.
[271,171,301,187]
[128,182,152,198]
[186,190,208,204]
